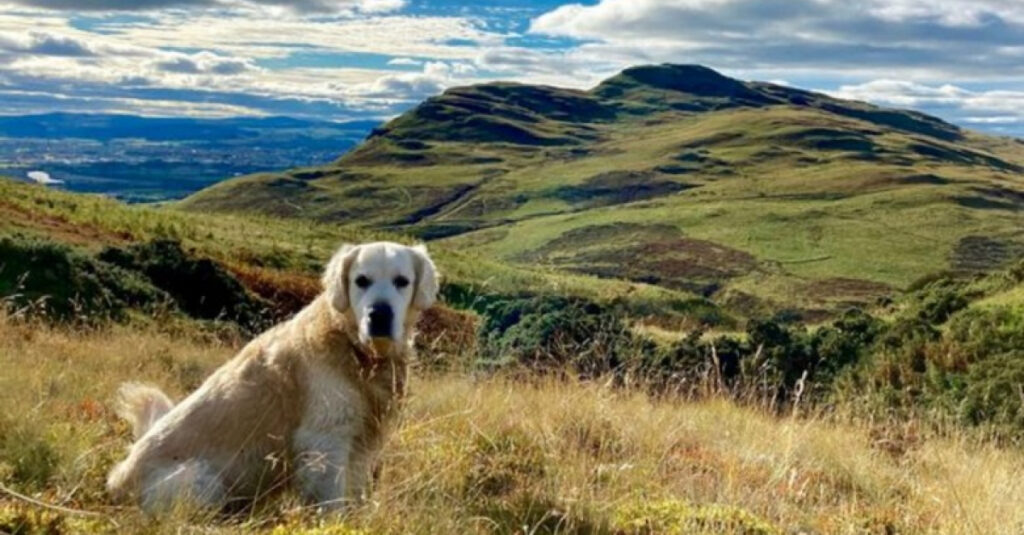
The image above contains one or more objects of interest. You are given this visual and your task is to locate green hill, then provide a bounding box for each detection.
[180,64,1024,319]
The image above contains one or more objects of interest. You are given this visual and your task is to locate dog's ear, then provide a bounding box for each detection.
[411,244,439,310]
[322,244,360,312]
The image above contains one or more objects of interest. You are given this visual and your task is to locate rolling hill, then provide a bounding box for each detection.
[180,64,1024,319]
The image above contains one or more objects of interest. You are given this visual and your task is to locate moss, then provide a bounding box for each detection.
[268,523,372,535]
[0,506,65,535]
[613,499,782,535]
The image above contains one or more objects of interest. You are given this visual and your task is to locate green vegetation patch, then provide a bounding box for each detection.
[0,417,60,491]
[99,239,271,331]
[0,234,272,332]
[613,498,781,535]
[523,222,759,297]
[546,170,692,209]
[450,288,652,375]
[0,235,167,322]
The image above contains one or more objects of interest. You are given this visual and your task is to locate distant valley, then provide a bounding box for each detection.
[0,113,377,202]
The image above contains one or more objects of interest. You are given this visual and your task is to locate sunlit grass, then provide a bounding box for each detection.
[2,312,1023,534]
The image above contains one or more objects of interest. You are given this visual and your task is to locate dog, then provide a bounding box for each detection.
[106,241,438,513]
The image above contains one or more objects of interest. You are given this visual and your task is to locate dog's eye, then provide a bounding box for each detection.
[393,275,410,289]
[354,275,372,289]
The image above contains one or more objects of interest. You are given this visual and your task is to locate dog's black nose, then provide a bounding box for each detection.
[368,302,393,338]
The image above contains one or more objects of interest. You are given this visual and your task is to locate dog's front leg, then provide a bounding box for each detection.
[293,431,354,512]
[345,447,376,502]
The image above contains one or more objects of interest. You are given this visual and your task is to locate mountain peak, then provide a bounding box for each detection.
[592,63,779,109]
[608,64,738,92]
[355,62,963,154]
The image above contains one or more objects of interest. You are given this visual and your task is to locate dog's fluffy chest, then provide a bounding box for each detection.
[298,360,366,433]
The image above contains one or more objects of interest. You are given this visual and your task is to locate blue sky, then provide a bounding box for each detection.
[1,0,1023,136]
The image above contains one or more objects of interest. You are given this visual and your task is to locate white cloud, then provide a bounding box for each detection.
[0,30,95,56]
[831,80,970,108]
[529,0,1024,79]
[829,79,1024,132]
[341,60,478,101]
[964,116,1020,124]
[386,57,420,66]
[0,3,511,119]
[0,86,267,116]
[5,0,405,14]
[0,0,1020,137]
[152,51,257,75]
[84,13,503,61]
[242,0,404,14]
[866,0,1024,27]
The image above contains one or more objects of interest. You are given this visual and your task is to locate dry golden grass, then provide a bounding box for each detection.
[2,313,1023,534]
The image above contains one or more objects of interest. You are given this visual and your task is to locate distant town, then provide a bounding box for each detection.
[0,113,377,202]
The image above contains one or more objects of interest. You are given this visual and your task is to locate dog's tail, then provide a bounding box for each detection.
[113,382,175,439]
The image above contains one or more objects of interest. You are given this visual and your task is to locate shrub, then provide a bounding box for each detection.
[803,309,884,389]
[414,305,479,371]
[0,236,277,332]
[638,330,744,395]
[876,317,938,351]
[946,305,1024,361]
[835,299,1024,439]
[903,277,971,324]
[664,296,730,328]
[473,294,652,376]
[959,352,1024,434]
[0,235,167,322]
[99,239,271,332]
[228,263,320,319]
[743,318,807,397]
[640,330,716,391]
[737,310,881,403]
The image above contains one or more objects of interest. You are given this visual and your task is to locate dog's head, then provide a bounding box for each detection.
[322,241,439,352]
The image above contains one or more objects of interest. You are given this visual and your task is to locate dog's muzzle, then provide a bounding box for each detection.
[367,302,394,339]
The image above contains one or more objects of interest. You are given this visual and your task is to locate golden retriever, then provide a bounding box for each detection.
[106,241,438,512]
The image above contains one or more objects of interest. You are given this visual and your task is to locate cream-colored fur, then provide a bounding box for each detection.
[107,242,439,513]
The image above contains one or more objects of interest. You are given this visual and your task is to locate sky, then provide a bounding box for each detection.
[1,0,1023,137]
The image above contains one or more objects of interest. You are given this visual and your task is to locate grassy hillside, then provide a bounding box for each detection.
[0,179,714,327]
[0,179,681,303]
[6,175,1024,434]
[3,312,1024,534]
[181,64,1024,318]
